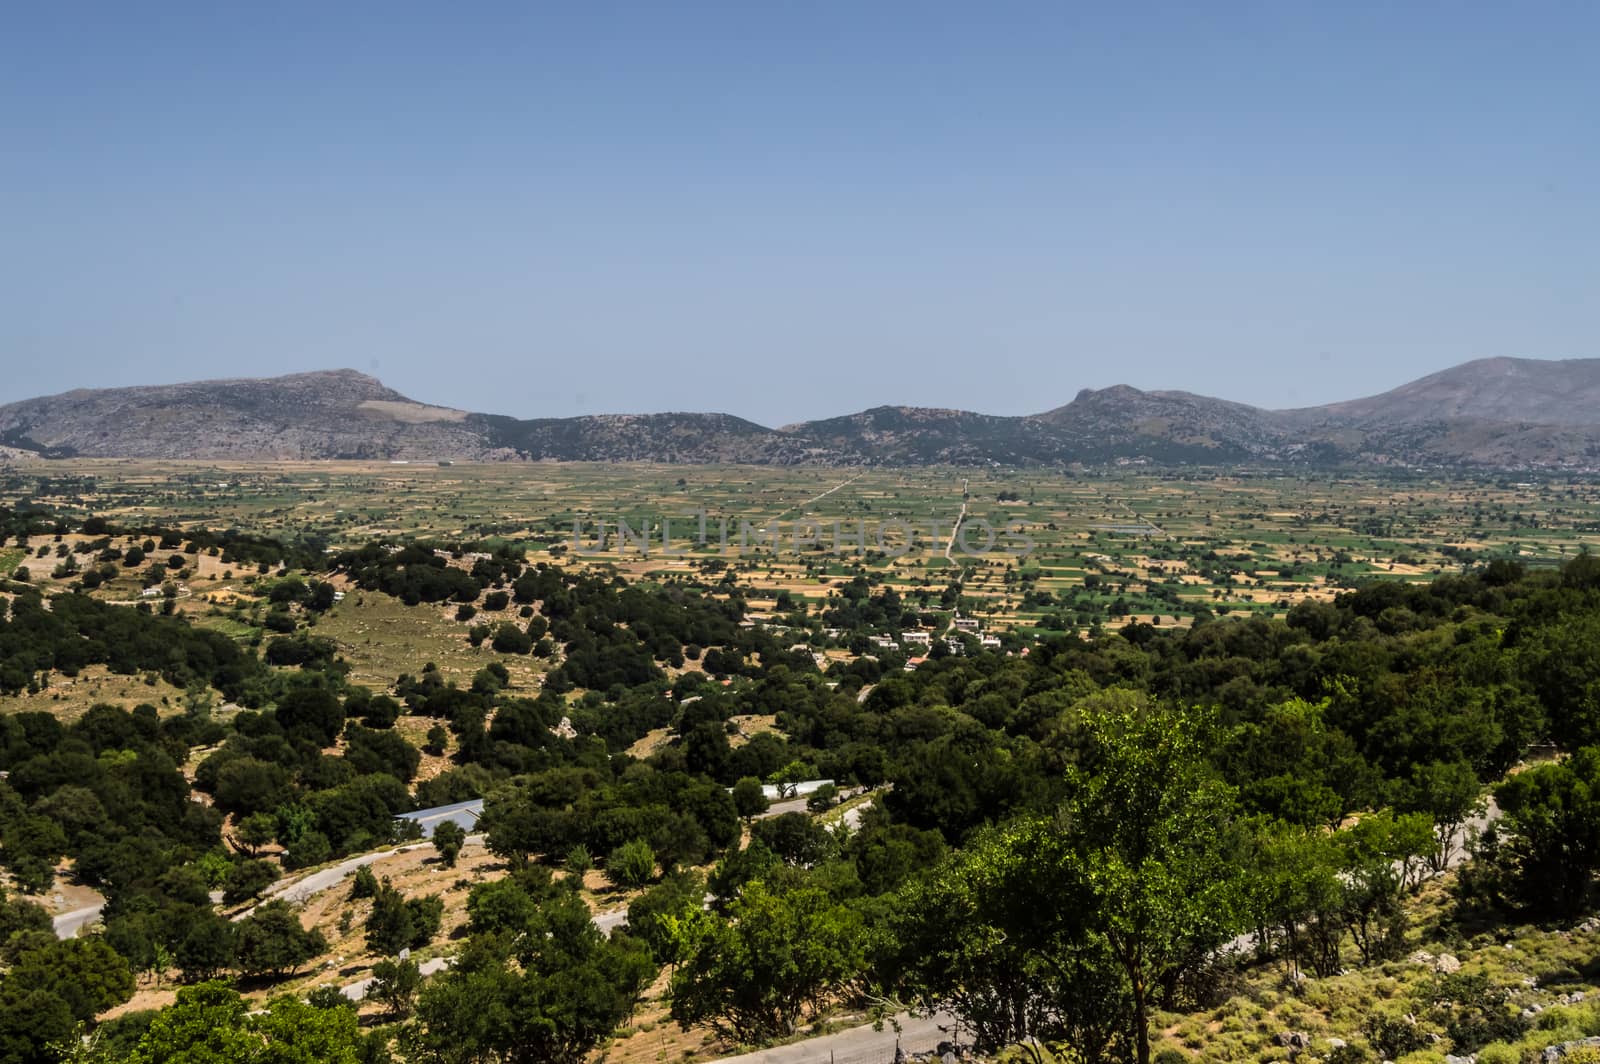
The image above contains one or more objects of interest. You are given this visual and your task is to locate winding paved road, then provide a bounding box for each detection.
[52,904,104,939]
[710,1011,960,1064]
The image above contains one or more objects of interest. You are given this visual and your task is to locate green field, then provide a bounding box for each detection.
[8,460,1600,640]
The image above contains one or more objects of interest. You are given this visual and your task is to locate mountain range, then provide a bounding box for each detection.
[4,357,1600,471]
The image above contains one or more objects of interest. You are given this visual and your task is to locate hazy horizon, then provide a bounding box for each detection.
[4,4,1596,426]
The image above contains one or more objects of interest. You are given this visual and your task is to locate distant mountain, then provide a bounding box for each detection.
[472,411,795,464]
[0,370,489,461]
[1031,386,1301,464]
[1297,357,1600,427]
[783,406,1060,466]
[5,359,1600,471]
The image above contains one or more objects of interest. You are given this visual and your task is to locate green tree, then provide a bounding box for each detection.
[806,782,840,813]
[670,876,868,1043]
[407,886,653,1064]
[233,900,327,980]
[1490,747,1600,916]
[349,864,379,900]
[366,882,443,955]
[1397,759,1482,873]
[1054,704,1246,1064]
[605,838,656,890]
[626,869,706,965]
[221,858,279,904]
[370,956,422,1018]
[274,685,346,747]
[750,812,832,867]
[432,821,466,869]
[731,777,769,821]
[126,982,367,1064]
[234,812,278,858]
[1336,810,1433,964]
[895,817,1131,1061]
[563,843,594,879]
[0,937,135,1064]
[176,912,236,982]
[1239,821,1346,979]
[16,936,135,1021]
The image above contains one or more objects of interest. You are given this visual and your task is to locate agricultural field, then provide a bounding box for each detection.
[6,458,1600,641]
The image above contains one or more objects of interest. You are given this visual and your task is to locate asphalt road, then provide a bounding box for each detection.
[254,840,441,910]
[52,904,104,939]
[341,955,453,1001]
[708,1011,960,1064]
[51,789,868,942]
[51,834,488,939]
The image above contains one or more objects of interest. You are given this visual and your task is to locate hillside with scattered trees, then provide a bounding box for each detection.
[4,504,1600,1062]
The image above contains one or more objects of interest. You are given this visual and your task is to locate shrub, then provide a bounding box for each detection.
[221,858,279,904]
[284,830,332,871]
[350,865,379,900]
[1364,1012,1431,1060]
[605,838,656,890]
[491,623,531,655]
[806,782,840,812]
[308,985,355,1011]
[564,844,594,878]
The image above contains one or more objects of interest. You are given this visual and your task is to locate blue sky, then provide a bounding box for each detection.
[3,2,1596,425]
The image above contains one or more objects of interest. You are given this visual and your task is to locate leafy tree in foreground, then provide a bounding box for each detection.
[118,982,370,1064]
[896,702,1246,1064]
[894,816,1131,1062]
[1058,703,1247,1064]
[1489,746,1600,916]
[405,879,653,1064]
[670,875,868,1044]
[0,936,134,1064]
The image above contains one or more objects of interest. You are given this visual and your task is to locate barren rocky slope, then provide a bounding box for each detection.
[5,358,1600,470]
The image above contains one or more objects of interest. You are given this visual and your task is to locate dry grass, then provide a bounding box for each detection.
[0,664,190,721]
